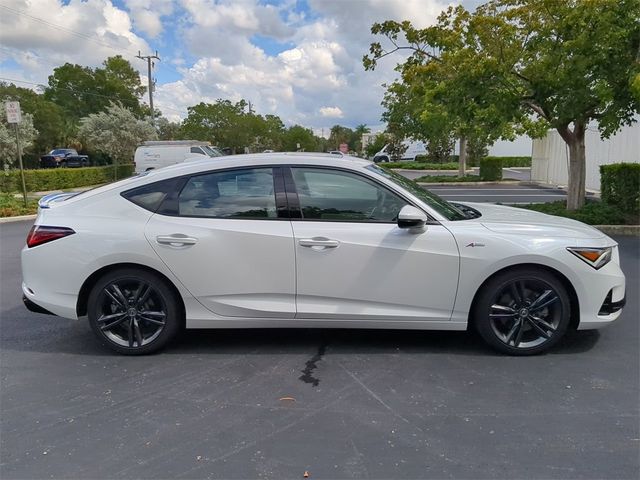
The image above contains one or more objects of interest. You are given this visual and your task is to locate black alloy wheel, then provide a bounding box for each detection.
[474,268,571,355]
[87,268,180,354]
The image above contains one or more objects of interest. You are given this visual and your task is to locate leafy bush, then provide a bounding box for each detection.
[600,163,640,214]
[0,193,38,217]
[467,156,531,167]
[383,161,459,170]
[517,200,637,225]
[0,164,134,193]
[479,157,503,180]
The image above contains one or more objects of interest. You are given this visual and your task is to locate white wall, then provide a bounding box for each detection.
[531,122,640,191]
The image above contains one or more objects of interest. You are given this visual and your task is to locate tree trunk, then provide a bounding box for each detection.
[458,136,467,177]
[557,123,586,211]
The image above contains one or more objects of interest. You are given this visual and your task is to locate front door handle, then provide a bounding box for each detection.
[298,237,340,249]
[156,234,198,247]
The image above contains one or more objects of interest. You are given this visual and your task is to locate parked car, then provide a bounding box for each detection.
[40,149,90,168]
[23,153,625,355]
[373,140,427,162]
[134,141,224,173]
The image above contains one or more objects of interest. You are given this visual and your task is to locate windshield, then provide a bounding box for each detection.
[203,146,223,157]
[50,149,71,155]
[366,164,467,221]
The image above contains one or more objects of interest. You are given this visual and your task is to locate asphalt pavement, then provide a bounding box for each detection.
[426,184,571,204]
[1,220,639,480]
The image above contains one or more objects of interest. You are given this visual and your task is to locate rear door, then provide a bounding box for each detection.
[286,166,459,322]
[144,166,296,318]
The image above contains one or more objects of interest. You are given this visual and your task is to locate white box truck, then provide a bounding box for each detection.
[134,141,224,173]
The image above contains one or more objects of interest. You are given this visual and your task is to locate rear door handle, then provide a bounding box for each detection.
[156,234,198,247]
[298,237,340,249]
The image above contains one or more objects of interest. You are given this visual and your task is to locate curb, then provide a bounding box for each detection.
[0,214,37,224]
[594,225,640,236]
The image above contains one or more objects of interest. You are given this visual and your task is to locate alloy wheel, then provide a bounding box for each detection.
[489,279,562,349]
[96,279,167,348]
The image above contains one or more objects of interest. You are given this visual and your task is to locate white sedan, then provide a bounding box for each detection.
[21,153,626,355]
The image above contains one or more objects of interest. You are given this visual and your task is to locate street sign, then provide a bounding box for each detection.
[5,101,22,124]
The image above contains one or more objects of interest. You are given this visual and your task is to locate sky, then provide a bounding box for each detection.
[0,0,531,153]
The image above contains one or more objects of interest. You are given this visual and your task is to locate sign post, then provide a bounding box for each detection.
[5,101,28,207]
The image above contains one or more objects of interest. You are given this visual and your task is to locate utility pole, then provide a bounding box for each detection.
[136,50,160,126]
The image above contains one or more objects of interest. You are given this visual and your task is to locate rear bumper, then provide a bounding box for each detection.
[22,295,56,316]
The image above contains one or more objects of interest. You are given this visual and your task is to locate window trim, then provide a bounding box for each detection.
[284,165,435,224]
[155,165,288,221]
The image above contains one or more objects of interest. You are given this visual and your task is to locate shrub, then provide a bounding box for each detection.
[383,161,459,170]
[0,164,134,193]
[600,163,640,214]
[517,200,636,225]
[467,156,531,167]
[479,157,503,180]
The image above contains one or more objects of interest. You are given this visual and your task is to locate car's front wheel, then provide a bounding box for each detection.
[87,268,181,355]
[474,268,571,355]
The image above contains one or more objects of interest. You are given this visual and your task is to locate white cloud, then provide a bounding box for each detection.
[319,106,343,118]
[125,0,173,38]
[0,0,150,82]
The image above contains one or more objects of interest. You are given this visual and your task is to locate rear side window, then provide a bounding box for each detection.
[177,168,277,219]
[121,178,180,212]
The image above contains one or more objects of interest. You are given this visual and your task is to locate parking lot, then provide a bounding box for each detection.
[1,219,639,479]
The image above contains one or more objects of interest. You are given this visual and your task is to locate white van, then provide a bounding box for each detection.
[372,140,427,163]
[134,141,224,173]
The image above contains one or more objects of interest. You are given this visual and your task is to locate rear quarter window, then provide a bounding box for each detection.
[121,178,181,212]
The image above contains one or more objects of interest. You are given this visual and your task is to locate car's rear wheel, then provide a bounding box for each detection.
[474,268,571,355]
[87,268,181,355]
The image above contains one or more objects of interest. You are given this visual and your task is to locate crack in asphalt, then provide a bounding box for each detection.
[299,341,328,386]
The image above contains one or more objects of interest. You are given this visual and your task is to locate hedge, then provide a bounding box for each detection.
[600,163,640,214]
[467,156,531,168]
[479,157,503,181]
[0,165,135,193]
[383,162,459,170]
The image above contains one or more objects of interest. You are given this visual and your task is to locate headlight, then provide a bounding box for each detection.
[567,247,612,270]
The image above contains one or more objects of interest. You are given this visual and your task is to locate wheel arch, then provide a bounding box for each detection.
[469,263,580,330]
[76,262,186,323]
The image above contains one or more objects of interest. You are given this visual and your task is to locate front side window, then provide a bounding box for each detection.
[178,168,277,219]
[190,147,205,155]
[291,168,407,222]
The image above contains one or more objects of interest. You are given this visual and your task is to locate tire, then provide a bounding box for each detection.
[87,268,181,355]
[473,267,571,355]
[59,161,66,168]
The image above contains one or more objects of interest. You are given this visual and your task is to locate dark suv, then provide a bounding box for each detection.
[40,149,90,168]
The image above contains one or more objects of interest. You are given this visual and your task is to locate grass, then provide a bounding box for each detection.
[0,193,38,217]
[515,200,639,225]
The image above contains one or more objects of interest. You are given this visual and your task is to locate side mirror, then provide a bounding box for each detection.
[397,205,428,232]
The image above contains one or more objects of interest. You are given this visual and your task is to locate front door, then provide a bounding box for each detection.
[145,166,296,318]
[288,167,459,321]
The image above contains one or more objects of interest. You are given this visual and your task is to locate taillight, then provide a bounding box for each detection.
[26,226,75,248]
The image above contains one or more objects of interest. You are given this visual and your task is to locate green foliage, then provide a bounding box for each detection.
[413,175,481,183]
[479,157,503,181]
[600,163,640,214]
[0,165,134,193]
[0,193,39,217]
[382,161,459,170]
[78,103,156,163]
[517,201,637,225]
[45,56,146,118]
[365,0,640,208]
[365,133,388,158]
[467,156,531,168]
[282,125,318,152]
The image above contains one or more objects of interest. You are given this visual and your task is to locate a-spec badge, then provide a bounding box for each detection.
[466,242,486,247]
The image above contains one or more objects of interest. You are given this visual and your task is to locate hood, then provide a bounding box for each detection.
[457,202,606,239]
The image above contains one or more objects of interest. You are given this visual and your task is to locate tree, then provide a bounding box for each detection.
[0,101,38,167]
[353,124,371,154]
[365,132,388,158]
[365,0,640,209]
[78,103,156,167]
[45,56,146,119]
[282,125,317,151]
[0,82,67,161]
[156,117,183,140]
[426,133,455,164]
[328,125,355,150]
[181,100,252,153]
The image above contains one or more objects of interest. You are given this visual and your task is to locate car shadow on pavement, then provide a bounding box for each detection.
[2,305,600,357]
